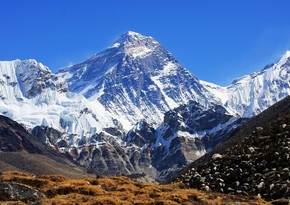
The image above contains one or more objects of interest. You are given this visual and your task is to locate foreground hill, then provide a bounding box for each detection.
[173,97,290,201]
[0,115,89,178]
[190,95,290,167]
[0,171,269,205]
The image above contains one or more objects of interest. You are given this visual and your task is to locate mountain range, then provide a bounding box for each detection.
[0,31,290,181]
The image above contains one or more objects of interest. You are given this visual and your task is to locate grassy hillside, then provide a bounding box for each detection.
[0,171,269,205]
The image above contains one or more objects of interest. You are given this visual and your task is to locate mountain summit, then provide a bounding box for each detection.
[58,31,214,129]
[110,31,159,58]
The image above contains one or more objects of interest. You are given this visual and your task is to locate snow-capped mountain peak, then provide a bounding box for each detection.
[126,30,145,37]
[277,50,290,66]
[16,59,68,98]
[115,31,154,44]
[111,31,158,58]
[0,59,67,103]
[58,31,214,129]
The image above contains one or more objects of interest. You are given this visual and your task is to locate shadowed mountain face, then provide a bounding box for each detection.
[173,96,290,201]
[0,115,43,153]
[0,115,90,178]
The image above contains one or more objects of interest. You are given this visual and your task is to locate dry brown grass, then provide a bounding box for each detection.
[0,171,270,205]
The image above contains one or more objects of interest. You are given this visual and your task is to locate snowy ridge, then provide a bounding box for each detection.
[202,50,290,118]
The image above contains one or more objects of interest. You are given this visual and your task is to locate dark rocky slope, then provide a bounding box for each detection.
[173,97,290,201]
[0,115,90,178]
[192,95,290,167]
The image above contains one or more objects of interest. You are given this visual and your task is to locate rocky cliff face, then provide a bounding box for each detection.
[149,101,240,180]
[32,122,157,179]
[16,59,68,98]
[30,100,239,181]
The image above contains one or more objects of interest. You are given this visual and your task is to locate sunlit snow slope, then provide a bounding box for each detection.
[0,59,116,136]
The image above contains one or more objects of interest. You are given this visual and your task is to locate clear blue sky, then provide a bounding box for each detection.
[1,0,290,86]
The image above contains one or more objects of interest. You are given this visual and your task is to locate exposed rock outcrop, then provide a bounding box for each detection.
[0,181,45,201]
